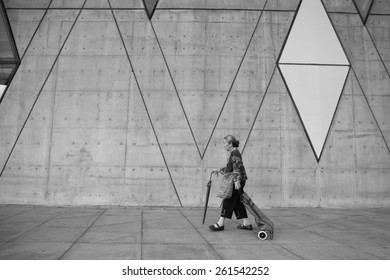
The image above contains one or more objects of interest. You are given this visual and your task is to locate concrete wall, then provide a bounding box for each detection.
[0,0,389,207]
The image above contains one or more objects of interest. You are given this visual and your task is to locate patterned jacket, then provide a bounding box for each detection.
[221,148,248,182]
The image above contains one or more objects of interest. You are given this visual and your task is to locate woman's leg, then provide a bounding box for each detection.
[234,182,251,227]
[220,188,241,221]
[210,188,240,230]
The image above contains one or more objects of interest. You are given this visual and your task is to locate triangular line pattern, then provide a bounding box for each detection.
[365,16,390,81]
[351,66,390,153]
[6,9,46,59]
[19,0,54,61]
[143,0,159,19]
[241,66,277,155]
[352,0,374,24]
[148,21,202,159]
[0,3,87,178]
[279,64,350,160]
[201,8,267,158]
[279,0,349,65]
[277,0,351,162]
[324,7,390,154]
[108,1,182,206]
[152,9,264,156]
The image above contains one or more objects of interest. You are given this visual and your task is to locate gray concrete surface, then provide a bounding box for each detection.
[0,0,389,208]
[0,205,389,260]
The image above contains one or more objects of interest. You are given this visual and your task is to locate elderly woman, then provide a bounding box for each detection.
[209,135,252,231]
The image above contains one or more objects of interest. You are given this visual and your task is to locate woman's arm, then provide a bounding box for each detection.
[231,151,246,182]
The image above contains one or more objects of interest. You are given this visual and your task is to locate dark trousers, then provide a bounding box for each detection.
[220,181,248,220]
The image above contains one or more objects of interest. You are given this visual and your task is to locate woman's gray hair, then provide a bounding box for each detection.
[224,135,240,148]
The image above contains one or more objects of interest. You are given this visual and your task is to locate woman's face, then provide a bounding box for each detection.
[223,139,232,151]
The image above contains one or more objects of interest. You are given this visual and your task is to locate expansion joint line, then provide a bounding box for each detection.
[149,20,202,159]
[202,0,270,158]
[350,68,390,154]
[363,23,390,81]
[178,209,222,259]
[58,209,107,260]
[0,207,72,251]
[241,66,277,155]
[108,0,183,207]
[0,0,87,178]
[20,0,54,62]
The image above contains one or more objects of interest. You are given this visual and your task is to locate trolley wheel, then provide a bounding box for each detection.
[257,231,268,240]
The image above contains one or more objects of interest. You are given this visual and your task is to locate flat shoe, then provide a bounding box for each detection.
[237,224,252,230]
[209,224,224,231]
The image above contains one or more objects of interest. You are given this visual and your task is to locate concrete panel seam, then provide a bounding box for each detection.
[19,0,54,62]
[155,8,297,12]
[242,66,277,155]
[0,207,36,222]
[305,227,385,259]
[327,11,358,15]
[5,7,145,10]
[350,68,390,154]
[108,0,183,207]
[178,208,222,260]
[58,208,107,260]
[364,22,390,81]
[201,0,269,158]
[46,59,60,199]
[0,207,71,251]
[0,1,87,179]
[351,0,375,25]
[350,71,358,176]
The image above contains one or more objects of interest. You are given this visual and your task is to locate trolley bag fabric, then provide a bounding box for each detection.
[240,191,274,231]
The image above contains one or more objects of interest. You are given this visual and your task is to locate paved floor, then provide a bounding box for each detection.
[0,205,389,260]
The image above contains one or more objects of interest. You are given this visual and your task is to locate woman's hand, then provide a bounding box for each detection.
[234,180,240,190]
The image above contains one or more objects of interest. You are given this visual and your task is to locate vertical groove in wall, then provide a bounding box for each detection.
[279,68,286,207]
[45,60,59,200]
[350,71,358,206]
[123,63,132,182]
[0,1,88,179]
[108,0,183,207]
[200,13,209,200]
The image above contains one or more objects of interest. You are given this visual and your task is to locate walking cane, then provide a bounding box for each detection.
[202,170,218,224]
